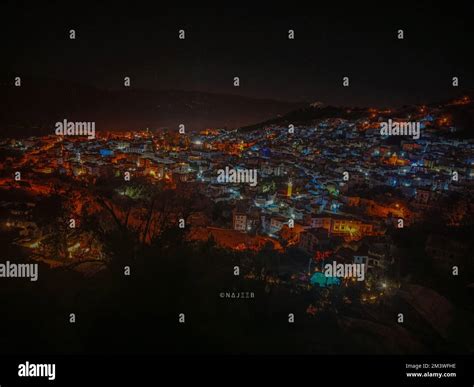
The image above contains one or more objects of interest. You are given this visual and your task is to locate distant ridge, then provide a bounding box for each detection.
[0,77,306,138]
[238,92,474,139]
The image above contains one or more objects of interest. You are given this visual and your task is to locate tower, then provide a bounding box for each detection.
[287,179,293,198]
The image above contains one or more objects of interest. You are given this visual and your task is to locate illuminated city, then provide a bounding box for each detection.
[1,93,473,355]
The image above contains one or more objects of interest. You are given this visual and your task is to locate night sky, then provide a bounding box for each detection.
[3,2,474,107]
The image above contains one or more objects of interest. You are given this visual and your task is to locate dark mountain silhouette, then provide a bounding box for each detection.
[239,91,474,139]
[239,105,370,132]
[0,77,306,138]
